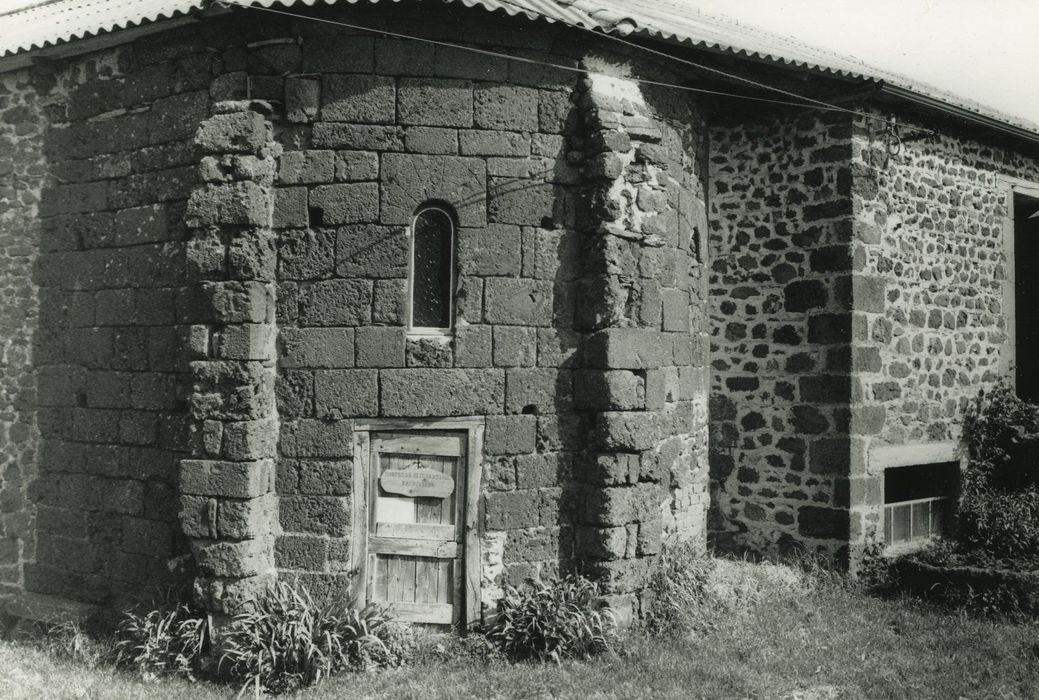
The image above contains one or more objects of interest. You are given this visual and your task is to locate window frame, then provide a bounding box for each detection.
[406,204,456,338]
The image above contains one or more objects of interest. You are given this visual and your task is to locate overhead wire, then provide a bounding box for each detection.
[215,0,934,136]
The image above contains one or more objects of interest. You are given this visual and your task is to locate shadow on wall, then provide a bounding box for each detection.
[27,50,200,608]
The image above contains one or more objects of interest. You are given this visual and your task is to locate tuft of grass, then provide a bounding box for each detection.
[486,574,617,663]
[217,579,412,694]
[113,603,211,681]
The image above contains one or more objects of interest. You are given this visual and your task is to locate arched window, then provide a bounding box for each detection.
[408,205,455,334]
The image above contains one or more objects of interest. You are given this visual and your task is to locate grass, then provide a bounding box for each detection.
[2,561,1037,699]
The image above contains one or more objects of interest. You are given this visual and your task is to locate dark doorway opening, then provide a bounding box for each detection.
[1015,193,1039,402]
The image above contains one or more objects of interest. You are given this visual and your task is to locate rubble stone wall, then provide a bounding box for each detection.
[845,113,1039,548]
[708,113,855,558]
[0,69,49,598]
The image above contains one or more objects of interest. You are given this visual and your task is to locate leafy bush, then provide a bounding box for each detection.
[217,580,411,694]
[961,379,1039,489]
[957,483,1039,561]
[644,541,716,638]
[486,574,617,662]
[113,603,211,681]
[958,382,1039,562]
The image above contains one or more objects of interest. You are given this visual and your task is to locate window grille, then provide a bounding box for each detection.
[408,206,455,335]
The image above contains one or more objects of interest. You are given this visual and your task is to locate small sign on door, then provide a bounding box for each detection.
[380,463,455,499]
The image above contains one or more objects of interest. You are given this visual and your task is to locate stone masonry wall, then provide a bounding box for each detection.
[27,33,215,609]
[845,112,1039,549]
[198,3,712,618]
[709,113,855,559]
[179,103,280,613]
[0,68,48,599]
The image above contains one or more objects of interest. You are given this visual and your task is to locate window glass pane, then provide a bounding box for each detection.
[890,503,911,544]
[412,208,453,329]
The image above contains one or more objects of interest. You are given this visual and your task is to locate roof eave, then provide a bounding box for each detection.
[876,83,1039,147]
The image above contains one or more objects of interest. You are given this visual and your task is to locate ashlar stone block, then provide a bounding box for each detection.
[380,153,486,227]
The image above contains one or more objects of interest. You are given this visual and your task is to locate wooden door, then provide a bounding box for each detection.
[367,431,465,625]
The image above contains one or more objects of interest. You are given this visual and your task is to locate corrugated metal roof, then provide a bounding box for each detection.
[574,0,1038,134]
[0,0,598,55]
[0,0,1034,135]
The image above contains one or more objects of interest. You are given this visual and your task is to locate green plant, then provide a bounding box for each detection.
[644,541,716,638]
[961,379,1039,487]
[217,579,411,694]
[113,603,211,681]
[857,533,899,594]
[486,574,617,663]
[957,483,1039,561]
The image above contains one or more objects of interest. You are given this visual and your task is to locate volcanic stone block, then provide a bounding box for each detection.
[851,405,886,435]
[493,326,536,367]
[594,412,661,452]
[278,150,334,185]
[397,78,473,127]
[277,228,335,280]
[355,326,405,368]
[808,438,850,474]
[584,328,665,369]
[195,111,270,154]
[487,177,555,226]
[180,459,274,499]
[380,153,487,226]
[336,224,408,278]
[799,375,850,403]
[312,124,404,151]
[505,368,571,414]
[222,419,278,460]
[185,181,271,227]
[335,151,379,181]
[280,419,354,458]
[189,361,276,421]
[321,75,395,124]
[285,76,320,123]
[298,279,372,327]
[191,537,274,578]
[459,130,530,157]
[298,460,351,496]
[485,415,537,455]
[483,278,552,326]
[372,279,406,324]
[458,225,522,276]
[574,370,644,411]
[275,534,328,570]
[275,370,313,418]
[279,328,354,368]
[784,280,828,312]
[453,324,493,368]
[808,313,851,344]
[798,506,849,540]
[485,489,539,530]
[309,183,379,225]
[474,84,539,131]
[273,187,308,228]
[404,126,458,154]
[314,370,379,418]
[380,369,504,416]
[279,496,349,536]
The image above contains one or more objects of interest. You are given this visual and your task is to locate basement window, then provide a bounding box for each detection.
[883,462,959,547]
[408,205,455,336]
